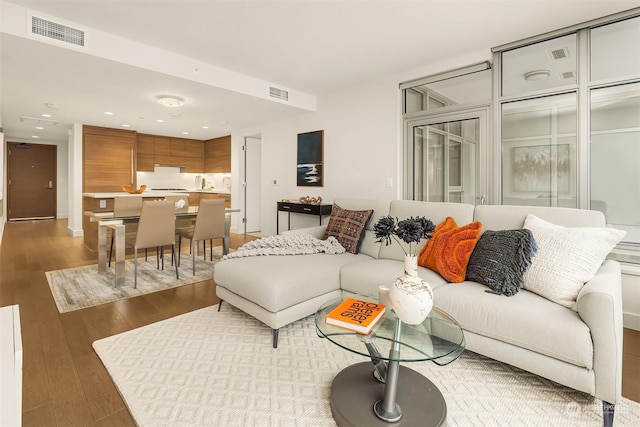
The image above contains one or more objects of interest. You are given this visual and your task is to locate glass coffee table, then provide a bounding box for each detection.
[315,296,465,427]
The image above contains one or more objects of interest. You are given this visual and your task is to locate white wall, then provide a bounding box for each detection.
[259,78,401,236]
[67,124,83,236]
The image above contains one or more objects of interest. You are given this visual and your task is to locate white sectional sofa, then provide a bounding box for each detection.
[213,198,623,424]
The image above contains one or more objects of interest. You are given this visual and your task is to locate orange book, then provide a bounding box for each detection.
[325,298,386,334]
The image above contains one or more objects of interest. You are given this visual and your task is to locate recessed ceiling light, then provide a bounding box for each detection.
[35,126,44,130]
[41,113,52,118]
[105,111,114,115]
[156,119,164,123]
[524,69,551,81]
[202,126,209,129]
[122,124,130,128]
[182,131,189,135]
[157,96,184,107]
[31,135,39,138]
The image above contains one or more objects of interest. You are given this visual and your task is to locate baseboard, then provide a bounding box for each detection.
[66,226,84,237]
[624,312,640,331]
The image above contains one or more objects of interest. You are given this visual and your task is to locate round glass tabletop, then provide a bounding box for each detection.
[315,296,465,365]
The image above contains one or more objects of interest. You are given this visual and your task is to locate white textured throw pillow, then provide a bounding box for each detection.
[523,214,625,310]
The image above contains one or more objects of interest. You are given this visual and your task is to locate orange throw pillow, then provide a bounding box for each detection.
[418,217,482,283]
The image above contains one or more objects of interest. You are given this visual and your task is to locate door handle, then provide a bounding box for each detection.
[45,180,53,189]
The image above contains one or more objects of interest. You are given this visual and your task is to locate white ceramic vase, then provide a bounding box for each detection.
[388,255,434,325]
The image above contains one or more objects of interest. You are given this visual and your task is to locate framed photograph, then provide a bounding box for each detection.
[297,130,324,187]
[512,144,570,192]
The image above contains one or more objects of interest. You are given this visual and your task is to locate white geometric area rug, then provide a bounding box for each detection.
[93,304,640,427]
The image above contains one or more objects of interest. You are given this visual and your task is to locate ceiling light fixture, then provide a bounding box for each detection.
[41,113,52,118]
[524,69,551,81]
[157,96,184,107]
[104,111,114,115]
[156,119,164,123]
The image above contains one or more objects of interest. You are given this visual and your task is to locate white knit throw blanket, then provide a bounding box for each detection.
[221,234,345,260]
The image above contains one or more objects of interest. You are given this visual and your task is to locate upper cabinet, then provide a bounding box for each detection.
[184,139,205,173]
[136,134,205,172]
[83,125,137,192]
[205,135,231,173]
[136,134,155,172]
[154,136,172,166]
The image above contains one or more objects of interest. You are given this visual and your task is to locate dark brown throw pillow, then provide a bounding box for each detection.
[323,204,373,254]
[465,229,537,296]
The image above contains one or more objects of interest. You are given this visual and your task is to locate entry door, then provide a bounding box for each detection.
[7,142,57,220]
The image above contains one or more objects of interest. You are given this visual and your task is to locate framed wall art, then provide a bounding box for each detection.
[297,130,324,187]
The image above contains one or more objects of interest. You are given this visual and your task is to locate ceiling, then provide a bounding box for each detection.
[2,0,639,144]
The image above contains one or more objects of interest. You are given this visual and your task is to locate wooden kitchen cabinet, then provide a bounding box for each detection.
[154,136,173,166]
[136,133,155,172]
[199,192,231,208]
[83,125,137,192]
[184,139,204,173]
[205,135,231,173]
[170,138,187,165]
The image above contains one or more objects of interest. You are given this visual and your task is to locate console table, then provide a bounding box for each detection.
[276,202,332,234]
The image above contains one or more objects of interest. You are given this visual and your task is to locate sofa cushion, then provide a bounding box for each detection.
[465,229,537,296]
[434,281,593,369]
[523,214,626,310]
[214,253,371,313]
[332,198,392,259]
[418,217,482,283]
[323,203,373,254]
[340,259,449,297]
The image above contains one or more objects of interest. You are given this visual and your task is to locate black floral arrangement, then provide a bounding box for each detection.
[373,215,436,256]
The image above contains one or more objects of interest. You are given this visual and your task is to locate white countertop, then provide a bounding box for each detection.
[83,190,231,198]
[194,189,231,195]
[83,191,187,198]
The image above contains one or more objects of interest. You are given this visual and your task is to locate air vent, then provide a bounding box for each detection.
[20,116,59,125]
[560,71,576,80]
[269,86,289,101]
[549,47,570,60]
[32,16,85,47]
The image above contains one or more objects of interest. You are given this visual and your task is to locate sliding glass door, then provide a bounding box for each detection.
[405,110,487,205]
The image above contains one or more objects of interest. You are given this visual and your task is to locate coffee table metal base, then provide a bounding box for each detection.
[330,362,446,427]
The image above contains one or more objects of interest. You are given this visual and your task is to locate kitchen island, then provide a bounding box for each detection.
[82,191,187,251]
[82,190,233,251]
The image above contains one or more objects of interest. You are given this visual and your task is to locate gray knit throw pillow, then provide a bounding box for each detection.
[465,229,537,296]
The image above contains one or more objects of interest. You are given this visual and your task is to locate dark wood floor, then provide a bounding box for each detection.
[0,219,638,426]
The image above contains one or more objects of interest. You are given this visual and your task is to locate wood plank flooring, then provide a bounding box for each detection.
[0,219,638,426]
